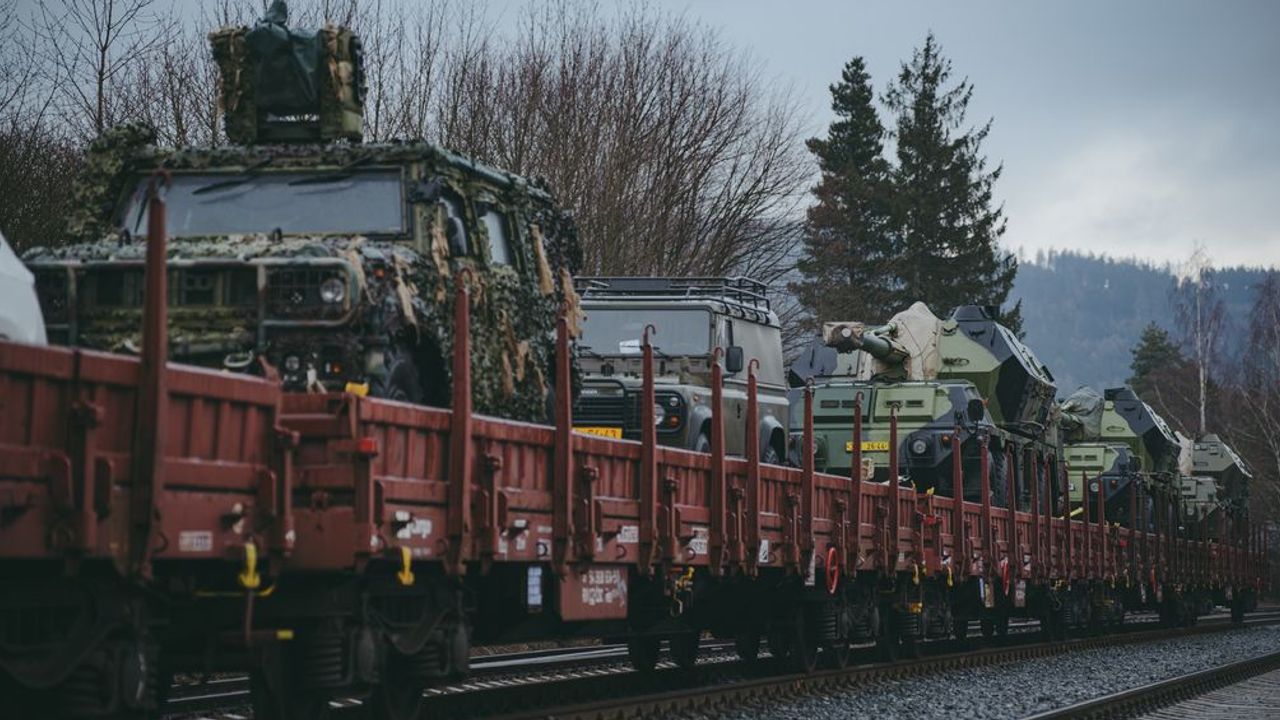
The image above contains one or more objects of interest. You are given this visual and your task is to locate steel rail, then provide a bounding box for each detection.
[426,614,1280,720]
[1020,649,1280,719]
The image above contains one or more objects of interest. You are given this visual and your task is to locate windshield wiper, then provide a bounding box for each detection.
[288,156,375,186]
[192,155,274,195]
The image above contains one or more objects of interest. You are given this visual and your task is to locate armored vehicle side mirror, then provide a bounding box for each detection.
[724,345,744,374]
[966,398,985,423]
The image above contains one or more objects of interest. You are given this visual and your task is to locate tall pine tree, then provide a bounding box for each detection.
[1129,322,1184,397]
[791,57,897,328]
[883,33,1021,333]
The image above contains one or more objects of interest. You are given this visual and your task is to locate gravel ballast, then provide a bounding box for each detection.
[688,624,1280,720]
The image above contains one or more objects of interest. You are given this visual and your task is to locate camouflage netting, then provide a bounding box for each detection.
[27,124,583,423]
[209,1,364,144]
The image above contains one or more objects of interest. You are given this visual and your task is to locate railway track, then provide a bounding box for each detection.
[159,610,1279,719]
[403,612,1280,720]
[1024,649,1280,719]
[158,612,1097,718]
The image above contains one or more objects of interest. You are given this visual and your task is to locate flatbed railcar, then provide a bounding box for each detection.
[0,192,1268,719]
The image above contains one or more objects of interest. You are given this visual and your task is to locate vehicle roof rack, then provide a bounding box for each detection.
[574,276,772,313]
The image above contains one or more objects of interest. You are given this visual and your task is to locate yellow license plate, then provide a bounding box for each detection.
[577,426,623,439]
[846,440,890,452]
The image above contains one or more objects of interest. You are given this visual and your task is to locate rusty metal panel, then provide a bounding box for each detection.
[558,565,628,621]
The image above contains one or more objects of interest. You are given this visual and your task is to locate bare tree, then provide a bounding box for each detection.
[31,0,174,140]
[1172,246,1227,436]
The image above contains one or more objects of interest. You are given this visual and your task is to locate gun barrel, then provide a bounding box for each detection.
[823,321,906,361]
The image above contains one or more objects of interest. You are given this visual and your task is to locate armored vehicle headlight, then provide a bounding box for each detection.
[910,438,929,455]
[1090,481,1100,493]
[654,404,666,425]
[284,355,302,372]
[320,277,347,304]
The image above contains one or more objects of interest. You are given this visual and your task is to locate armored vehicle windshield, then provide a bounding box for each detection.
[580,307,712,357]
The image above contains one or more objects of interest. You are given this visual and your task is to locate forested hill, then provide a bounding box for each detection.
[1008,250,1265,396]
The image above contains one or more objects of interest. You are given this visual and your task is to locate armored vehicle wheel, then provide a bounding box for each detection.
[670,632,700,670]
[372,349,423,404]
[734,631,761,662]
[627,636,660,672]
[367,650,425,720]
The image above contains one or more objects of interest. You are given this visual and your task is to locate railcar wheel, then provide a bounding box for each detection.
[875,611,900,662]
[953,616,970,643]
[627,636,660,672]
[249,667,331,720]
[670,632,700,670]
[823,640,851,669]
[767,630,791,661]
[734,631,761,662]
[980,617,995,639]
[789,607,819,673]
[368,650,425,720]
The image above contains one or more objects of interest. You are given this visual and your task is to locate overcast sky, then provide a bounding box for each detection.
[626,0,1280,269]
[30,0,1275,268]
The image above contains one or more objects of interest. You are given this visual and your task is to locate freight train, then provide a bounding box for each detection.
[0,6,1268,719]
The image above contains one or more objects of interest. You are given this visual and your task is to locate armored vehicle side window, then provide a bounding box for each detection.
[481,206,512,266]
[730,320,785,386]
[121,170,404,237]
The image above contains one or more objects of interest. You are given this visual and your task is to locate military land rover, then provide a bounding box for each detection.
[573,277,790,463]
[24,1,579,423]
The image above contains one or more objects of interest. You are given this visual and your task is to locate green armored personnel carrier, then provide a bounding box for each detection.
[25,1,579,422]
[798,301,1051,505]
[1060,385,1180,527]
[1183,434,1252,529]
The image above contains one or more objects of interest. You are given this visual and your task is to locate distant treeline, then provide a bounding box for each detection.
[1011,249,1267,395]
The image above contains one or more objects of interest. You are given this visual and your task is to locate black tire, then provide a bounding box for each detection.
[371,347,423,403]
[693,432,711,454]
[627,636,660,672]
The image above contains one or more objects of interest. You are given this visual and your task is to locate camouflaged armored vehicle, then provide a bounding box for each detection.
[25,3,579,422]
[572,277,789,462]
